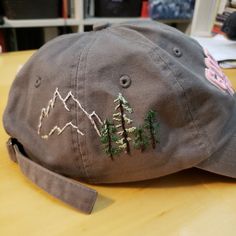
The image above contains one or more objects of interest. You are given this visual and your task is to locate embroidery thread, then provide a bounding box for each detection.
[133,126,149,152]
[100,94,160,157]
[144,110,160,149]
[113,93,136,154]
[38,88,103,139]
[100,119,120,159]
[37,89,160,157]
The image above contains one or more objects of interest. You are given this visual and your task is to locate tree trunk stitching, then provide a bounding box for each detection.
[119,100,130,154]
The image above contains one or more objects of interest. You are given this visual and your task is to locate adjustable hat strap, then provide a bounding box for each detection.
[6,138,97,214]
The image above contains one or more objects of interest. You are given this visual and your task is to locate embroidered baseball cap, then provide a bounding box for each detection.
[3,21,236,214]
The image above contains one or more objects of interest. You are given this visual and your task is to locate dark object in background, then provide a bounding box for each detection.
[222,12,236,40]
[58,26,73,35]
[95,0,142,17]
[149,0,195,20]
[2,0,60,19]
[0,0,4,25]
[3,28,44,51]
[16,28,44,50]
[0,16,3,25]
[84,25,93,32]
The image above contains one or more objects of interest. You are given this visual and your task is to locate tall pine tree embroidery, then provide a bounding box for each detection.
[100,119,120,159]
[113,93,136,154]
[133,126,149,152]
[144,110,160,149]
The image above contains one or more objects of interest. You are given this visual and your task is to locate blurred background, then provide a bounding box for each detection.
[0,0,235,52]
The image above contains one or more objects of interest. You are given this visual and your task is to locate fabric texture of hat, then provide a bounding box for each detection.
[3,20,236,214]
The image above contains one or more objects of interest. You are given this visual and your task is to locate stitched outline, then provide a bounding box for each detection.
[107,28,210,157]
[37,88,103,139]
[41,121,85,139]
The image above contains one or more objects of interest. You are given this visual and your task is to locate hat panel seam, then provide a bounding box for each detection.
[70,35,95,180]
[76,32,100,180]
[84,29,209,183]
[151,47,223,157]
[107,28,209,159]
[111,24,203,53]
[107,27,156,51]
[75,41,91,180]
[108,26,203,83]
[159,26,203,50]
[112,24,204,77]
[84,31,102,179]
[70,49,86,177]
[151,47,211,158]
[148,49,212,171]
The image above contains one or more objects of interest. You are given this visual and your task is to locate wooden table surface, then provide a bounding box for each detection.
[1,51,236,236]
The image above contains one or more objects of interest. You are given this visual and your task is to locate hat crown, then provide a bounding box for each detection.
[3,21,236,183]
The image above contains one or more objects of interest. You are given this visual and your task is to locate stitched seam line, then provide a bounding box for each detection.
[108,27,155,50]
[77,33,99,180]
[117,21,201,49]
[14,144,96,193]
[74,39,92,179]
[108,28,208,156]
[152,48,211,156]
[83,31,100,179]
[71,48,84,175]
[16,148,96,213]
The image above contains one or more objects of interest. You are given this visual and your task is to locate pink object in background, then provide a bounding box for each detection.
[204,48,234,96]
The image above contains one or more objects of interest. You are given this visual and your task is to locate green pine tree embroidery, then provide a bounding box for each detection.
[133,126,149,152]
[113,93,136,154]
[144,110,160,149]
[100,119,120,159]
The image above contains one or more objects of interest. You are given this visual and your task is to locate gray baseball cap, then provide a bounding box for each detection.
[3,20,236,214]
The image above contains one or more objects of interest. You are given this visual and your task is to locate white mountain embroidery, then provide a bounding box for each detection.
[37,88,103,139]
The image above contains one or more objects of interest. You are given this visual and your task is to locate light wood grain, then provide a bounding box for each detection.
[1,51,236,236]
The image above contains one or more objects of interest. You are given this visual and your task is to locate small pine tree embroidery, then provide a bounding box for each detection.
[144,110,160,149]
[100,119,120,159]
[133,126,149,152]
[113,93,136,154]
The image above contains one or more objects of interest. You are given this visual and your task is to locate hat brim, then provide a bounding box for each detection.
[196,134,236,178]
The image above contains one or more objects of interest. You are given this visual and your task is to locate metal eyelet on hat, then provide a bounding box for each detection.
[173,47,182,57]
[120,75,131,88]
[35,76,42,88]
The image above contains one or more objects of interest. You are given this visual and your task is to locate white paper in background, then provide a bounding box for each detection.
[193,34,236,62]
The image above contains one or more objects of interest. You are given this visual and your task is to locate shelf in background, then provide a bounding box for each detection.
[81,17,190,25]
[83,17,151,25]
[0,17,191,29]
[1,17,80,28]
